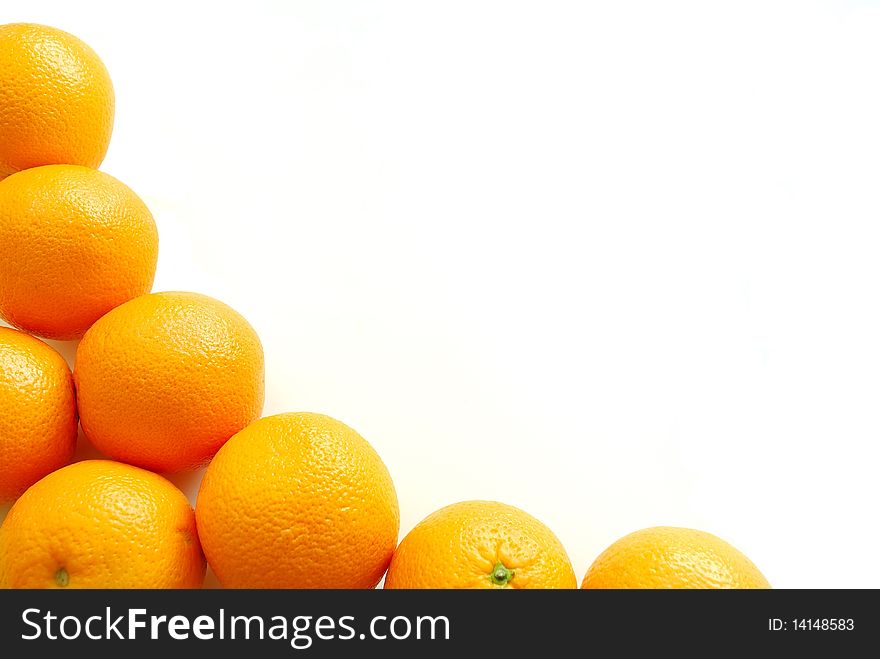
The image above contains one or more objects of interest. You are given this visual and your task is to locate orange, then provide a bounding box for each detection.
[0,165,158,340]
[196,413,399,588]
[581,526,770,589]
[0,327,77,502]
[0,23,113,179]
[384,500,576,589]
[74,291,264,472]
[0,460,205,588]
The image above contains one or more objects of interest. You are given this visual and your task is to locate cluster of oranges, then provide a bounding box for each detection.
[0,23,770,590]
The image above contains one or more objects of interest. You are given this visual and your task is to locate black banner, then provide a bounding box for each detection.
[0,590,872,656]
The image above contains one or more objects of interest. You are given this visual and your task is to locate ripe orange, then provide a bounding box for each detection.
[0,460,205,588]
[384,500,576,589]
[0,327,77,502]
[74,291,264,472]
[196,413,400,588]
[0,165,158,340]
[581,526,770,589]
[0,23,114,179]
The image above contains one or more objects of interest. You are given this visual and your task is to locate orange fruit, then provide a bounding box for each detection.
[581,526,770,589]
[384,500,576,589]
[74,291,264,472]
[0,327,76,502]
[196,413,399,588]
[0,165,158,340]
[0,23,113,179]
[0,460,205,588]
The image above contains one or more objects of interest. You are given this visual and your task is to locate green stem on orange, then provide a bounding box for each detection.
[55,568,69,587]
[489,561,514,587]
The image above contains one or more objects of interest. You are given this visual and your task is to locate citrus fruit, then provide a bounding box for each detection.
[196,412,400,589]
[384,500,576,589]
[581,526,770,589]
[0,164,158,340]
[74,291,264,472]
[0,460,205,588]
[0,23,114,179]
[0,327,76,502]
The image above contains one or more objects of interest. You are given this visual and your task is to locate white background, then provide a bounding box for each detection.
[2,0,879,589]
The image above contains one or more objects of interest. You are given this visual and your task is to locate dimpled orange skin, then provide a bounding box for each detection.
[0,23,113,179]
[0,460,205,588]
[0,165,158,340]
[384,500,577,589]
[74,292,264,473]
[581,526,771,589]
[196,413,400,589]
[0,327,76,502]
